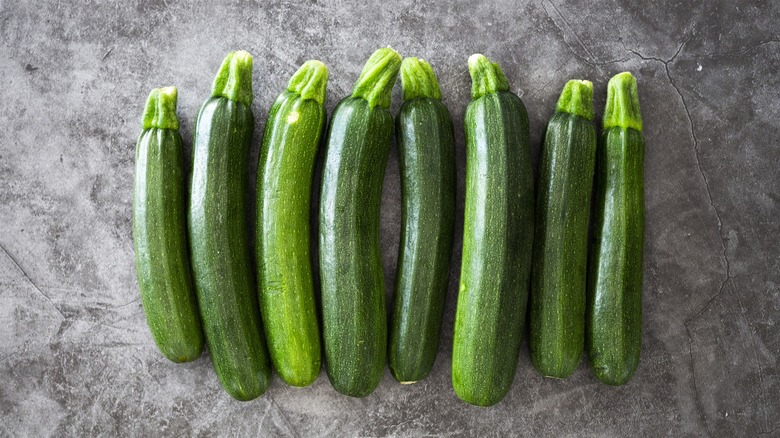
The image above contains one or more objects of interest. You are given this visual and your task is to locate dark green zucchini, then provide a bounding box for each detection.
[452,54,534,406]
[587,71,645,386]
[189,51,271,400]
[389,57,455,384]
[319,48,402,397]
[256,60,328,387]
[133,86,203,363]
[529,80,596,378]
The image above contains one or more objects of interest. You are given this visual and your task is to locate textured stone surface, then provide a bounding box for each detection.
[1,0,778,436]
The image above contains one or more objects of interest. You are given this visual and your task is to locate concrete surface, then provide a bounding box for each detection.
[1,0,778,436]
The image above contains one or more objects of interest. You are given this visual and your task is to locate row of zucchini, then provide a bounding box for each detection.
[133,48,644,406]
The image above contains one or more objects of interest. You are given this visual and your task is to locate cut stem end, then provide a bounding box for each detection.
[351,47,402,109]
[211,50,254,107]
[556,79,594,121]
[468,54,509,99]
[288,60,329,105]
[142,86,179,130]
[603,72,642,132]
[400,57,442,101]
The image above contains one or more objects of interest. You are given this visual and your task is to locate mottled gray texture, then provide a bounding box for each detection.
[1,0,778,436]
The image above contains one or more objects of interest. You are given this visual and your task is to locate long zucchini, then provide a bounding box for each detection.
[587,71,645,386]
[452,54,534,406]
[389,57,456,384]
[133,87,203,363]
[256,60,328,387]
[319,48,402,397]
[189,51,271,400]
[529,80,596,378]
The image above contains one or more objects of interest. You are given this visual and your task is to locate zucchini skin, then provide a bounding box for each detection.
[256,62,327,387]
[587,72,644,386]
[189,52,271,401]
[529,82,596,378]
[319,48,401,398]
[452,55,534,407]
[389,78,456,383]
[133,88,203,363]
[319,97,393,397]
[587,127,644,385]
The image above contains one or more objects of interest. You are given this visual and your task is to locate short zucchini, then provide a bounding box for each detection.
[133,86,204,363]
[529,80,596,378]
[256,60,328,387]
[319,48,402,397]
[389,57,456,384]
[587,72,645,386]
[189,51,271,400]
[452,54,535,406]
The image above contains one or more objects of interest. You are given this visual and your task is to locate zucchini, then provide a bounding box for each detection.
[133,87,204,363]
[319,48,402,397]
[452,54,535,406]
[587,72,644,386]
[389,57,456,384]
[189,51,271,400]
[255,60,328,387]
[529,80,596,378]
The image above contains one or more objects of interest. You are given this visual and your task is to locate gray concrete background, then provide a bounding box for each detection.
[1,0,778,436]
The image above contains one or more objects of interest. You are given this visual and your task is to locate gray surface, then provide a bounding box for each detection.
[1,0,778,436]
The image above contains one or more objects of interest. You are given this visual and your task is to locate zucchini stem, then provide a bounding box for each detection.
[467,54,509,99]
[555,79,594,121]
[287,60,329,105]
[351,47,402,109]
[603,72,642,132]
[142,86,179,131]
[400,57,442,101]
[212,50,254,107]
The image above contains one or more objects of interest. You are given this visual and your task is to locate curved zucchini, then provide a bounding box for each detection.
[133,87,204,363]
[452,54,535,406]
[587,72,645,386]
[319,48,402,397]
[389,57,456,384]
[256,60,328,387]
[189,51,271,400]
[529,80,596,378]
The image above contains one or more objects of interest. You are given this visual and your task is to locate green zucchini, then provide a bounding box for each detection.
[256,60,328,387]
[319,48,402,397]
[189,51,271,400]
[452,54,535,406]
[133,87,203,363]
[529,80,596,378]
[587,72,644,386]
[389,57,455,384]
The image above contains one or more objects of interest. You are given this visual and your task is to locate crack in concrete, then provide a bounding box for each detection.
[622,37,732,319]
[700,39,780,59]
[111,296,141,309]
[546,0,597,63]
[542,0,630,72]
[268,395,300,438]
[685,323,712,437]
[0,351,18,364]
[621,36,729,437]
[256,400,272,433]
[666,56,721,438]
[620,34,689,64]
[734,283,770,432]
[759,423,780,436]
[0,241,66,321]
[528,54,573,98]
[626,34,776,435]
